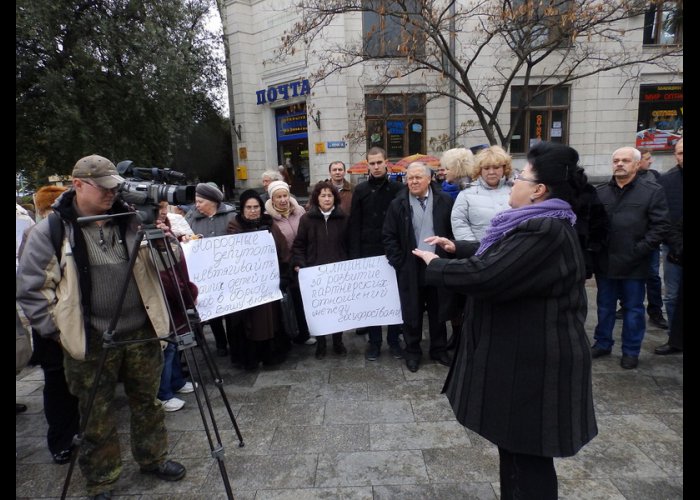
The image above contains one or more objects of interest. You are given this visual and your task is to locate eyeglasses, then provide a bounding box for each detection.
[82,180,119,194]
[513,171,539,183]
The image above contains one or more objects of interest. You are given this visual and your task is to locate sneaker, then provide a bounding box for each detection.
[304,337,317,345]
[176,381,197,394]
[389,344,404,359]
[52,448,72,465]
[159,397,185,412]
[365,344,380,361]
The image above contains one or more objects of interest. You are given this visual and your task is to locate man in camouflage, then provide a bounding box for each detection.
[17,155,186,500]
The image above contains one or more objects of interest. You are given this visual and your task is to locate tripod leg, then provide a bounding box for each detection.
[178,340,237,499]
[191,324,245,446]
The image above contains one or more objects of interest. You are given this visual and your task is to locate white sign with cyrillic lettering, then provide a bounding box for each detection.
[181,231,281,321]
[298,256,402,336]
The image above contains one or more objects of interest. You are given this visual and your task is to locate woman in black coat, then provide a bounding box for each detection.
[413,142,597,500]
[227,190,289,370]
[291,181,349,359]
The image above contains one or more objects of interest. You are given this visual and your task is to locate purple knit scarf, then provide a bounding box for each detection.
[476,198,577,256]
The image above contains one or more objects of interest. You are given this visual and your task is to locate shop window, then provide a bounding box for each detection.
[366,93,426,160]
[636,83,683,152]
[643,1,683,46]
[510,86,569,153]
[362,0,423,57]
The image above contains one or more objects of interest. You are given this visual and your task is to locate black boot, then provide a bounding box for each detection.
[332,333,347,356]
[315,336,327,360]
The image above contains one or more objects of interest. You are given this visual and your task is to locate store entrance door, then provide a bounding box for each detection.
[275,105,309,197]
[279,139,309,197]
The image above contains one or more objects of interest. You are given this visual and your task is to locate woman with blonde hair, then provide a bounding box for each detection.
[439,148,474,200]
[451,145,513,242]
[439,147,475,349]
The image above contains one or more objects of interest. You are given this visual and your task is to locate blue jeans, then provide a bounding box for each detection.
[661,244,682,325]
[594,276,646,357]
[157,343,185,401]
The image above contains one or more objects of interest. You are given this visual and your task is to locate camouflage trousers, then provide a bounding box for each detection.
[63,325,167,495]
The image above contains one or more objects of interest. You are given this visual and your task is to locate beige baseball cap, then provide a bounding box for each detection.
[72,155,125,189]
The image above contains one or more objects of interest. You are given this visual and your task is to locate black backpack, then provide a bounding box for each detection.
[47,212,64,263]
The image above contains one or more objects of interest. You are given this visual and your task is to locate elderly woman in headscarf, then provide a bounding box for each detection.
[185,182,238,360]
[227,189,289,370]
[264,180,314,345]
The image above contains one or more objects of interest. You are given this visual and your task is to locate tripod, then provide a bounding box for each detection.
[61,213,244,499]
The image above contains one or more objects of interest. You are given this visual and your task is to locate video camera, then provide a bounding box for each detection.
[116,160,196,226]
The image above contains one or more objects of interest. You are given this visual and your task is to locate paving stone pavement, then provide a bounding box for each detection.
[16,282,683,499]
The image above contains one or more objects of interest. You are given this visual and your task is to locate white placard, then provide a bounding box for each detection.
[298,256,402,336]
[550,127,562,138]
[181,231,282,321]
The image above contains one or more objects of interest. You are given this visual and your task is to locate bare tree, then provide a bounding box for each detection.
[276,0,682,149]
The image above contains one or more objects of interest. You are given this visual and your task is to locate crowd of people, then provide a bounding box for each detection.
[16,138,682,499]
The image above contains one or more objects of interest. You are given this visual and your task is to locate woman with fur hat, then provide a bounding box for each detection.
[227,190,289,370]
[185,182,237,359]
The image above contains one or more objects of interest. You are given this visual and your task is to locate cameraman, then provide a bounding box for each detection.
[17,155,185,500]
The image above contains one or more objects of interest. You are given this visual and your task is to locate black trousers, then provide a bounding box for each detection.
[209,313,237,354]
[498,447,557,500]
[668,275,683,349]
[403,285,447,361]
[289,280,310,341]
[31,331,80,455]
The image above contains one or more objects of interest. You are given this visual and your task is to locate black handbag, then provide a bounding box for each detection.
[280,291,299,338]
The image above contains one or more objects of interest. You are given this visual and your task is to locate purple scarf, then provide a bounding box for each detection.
[476,198,577,256]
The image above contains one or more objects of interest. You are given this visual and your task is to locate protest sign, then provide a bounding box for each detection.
[297,256,402,336]
[181,231,282,321]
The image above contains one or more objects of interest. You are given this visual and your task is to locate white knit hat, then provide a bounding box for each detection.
[267,180,290,197]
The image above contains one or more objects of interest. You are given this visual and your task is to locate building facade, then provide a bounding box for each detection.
[222,1,683,193]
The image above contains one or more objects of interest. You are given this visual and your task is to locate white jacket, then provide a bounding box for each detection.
[451,177,511,242]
